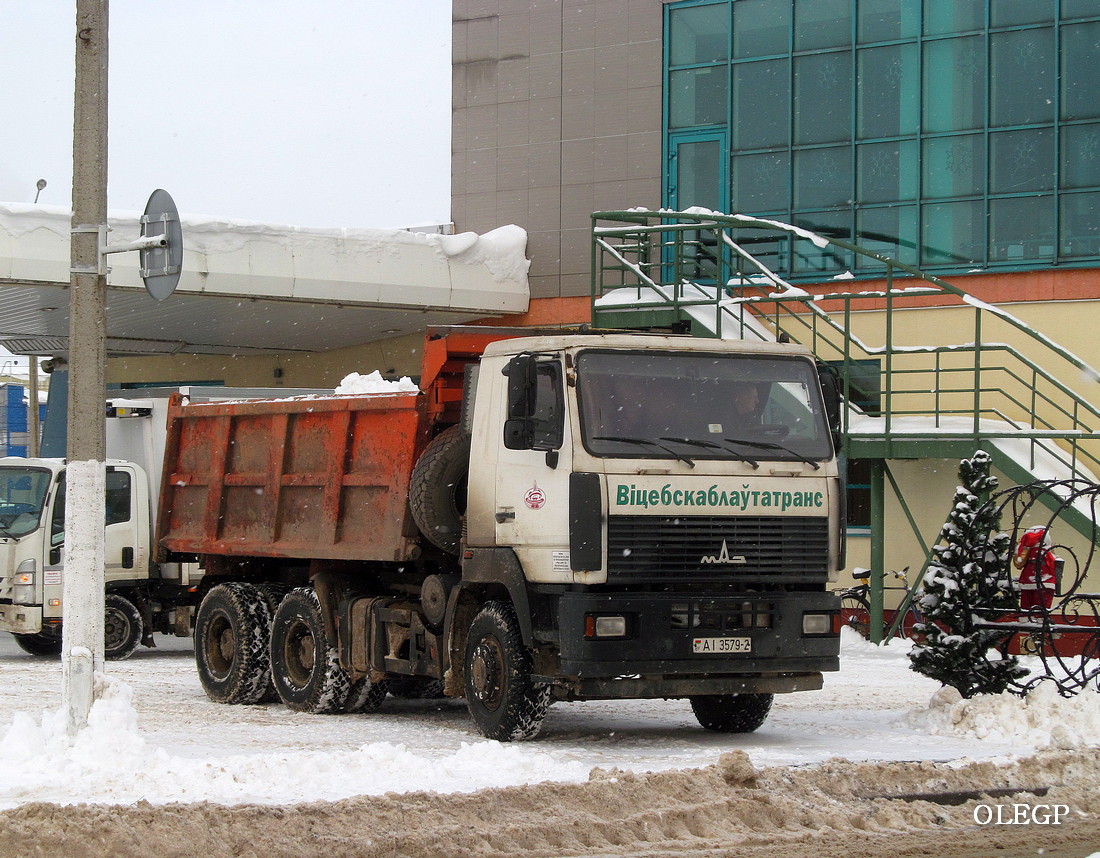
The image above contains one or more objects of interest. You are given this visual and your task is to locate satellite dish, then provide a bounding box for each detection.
[139,189,183,301]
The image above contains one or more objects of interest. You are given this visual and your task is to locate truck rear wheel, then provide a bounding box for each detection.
[104,593,144,661]
[269,588,350,714]
[388,676,446,699]
[13,632,62,657]
[344,676,389,712]
[409,425,470,554]
[464,600,551,741]
[195,583,273,704]
[689,693,774,733]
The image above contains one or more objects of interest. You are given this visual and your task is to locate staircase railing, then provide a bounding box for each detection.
[591,210,1100,481]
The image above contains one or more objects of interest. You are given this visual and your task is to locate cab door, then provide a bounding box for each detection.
[492,356,573,582]
[104,466,143,584]
[51,467,144,585]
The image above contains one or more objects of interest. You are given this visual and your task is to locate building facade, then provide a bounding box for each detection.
[451,0,1100,585]
[453,0,1100,300]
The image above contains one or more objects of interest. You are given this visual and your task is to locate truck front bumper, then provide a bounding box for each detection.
[0,603,43,635]
[547,590,839,699]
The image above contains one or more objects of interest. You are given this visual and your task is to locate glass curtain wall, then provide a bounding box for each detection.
[664,0,1100,278]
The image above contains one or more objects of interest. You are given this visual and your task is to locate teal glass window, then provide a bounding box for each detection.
[670,4,730,64]
[858,0,919,42]
[922,37,985,133]
[1062,23,1100,121]
[733,0,790,58]
[795,146,850,208]
[856,205,918,266]
[675,139,724,210]
[922,135,985,198]
[858,44,918,138]
[991,129,1054,194]
[732,151,790,211]
[793,211,855,272]
[794,52,852,145]
[794,0,851,51]
[669,66,729,127]
[923,1,982,36]
[922,200,983,265]
[1061,123,1100,189]
[858,140,917,203]
[1061,193,1100,257]
[991,28,1054,127]
[733,60,790,148]
[992,0,1055,27]
[989,196,1056,262]
[664,1,1100,279]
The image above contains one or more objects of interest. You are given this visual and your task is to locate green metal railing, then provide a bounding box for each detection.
[591,210,1100,482]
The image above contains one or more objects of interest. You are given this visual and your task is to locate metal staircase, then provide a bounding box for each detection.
[591,210,1100,631]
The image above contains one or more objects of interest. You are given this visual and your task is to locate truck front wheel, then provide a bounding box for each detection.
[195,583,273,704]
[104,593,144,661]
[13,632,62,657]
[269,588,350,714]
[464,600,551,741]
[689,693,774,733]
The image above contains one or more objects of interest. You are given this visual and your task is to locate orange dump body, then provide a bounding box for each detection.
[155,391,430,563]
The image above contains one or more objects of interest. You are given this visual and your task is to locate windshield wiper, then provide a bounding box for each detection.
[592,436,695,468]
[659,436,759,470]
[723,437,821,470]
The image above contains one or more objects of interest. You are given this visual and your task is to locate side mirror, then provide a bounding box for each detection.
[505,355,537,419]
[817,364,842,439]
[503,355,537,449]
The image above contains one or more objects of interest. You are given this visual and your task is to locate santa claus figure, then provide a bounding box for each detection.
[1013,526,1057,611]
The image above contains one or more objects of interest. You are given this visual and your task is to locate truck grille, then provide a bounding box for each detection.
[606,515,829,587]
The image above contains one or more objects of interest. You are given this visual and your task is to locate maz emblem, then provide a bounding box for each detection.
[700,540,747,565]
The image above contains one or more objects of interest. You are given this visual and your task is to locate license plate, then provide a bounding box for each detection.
[692,636,752,654]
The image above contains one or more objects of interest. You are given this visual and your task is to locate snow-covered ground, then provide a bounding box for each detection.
[0,629,1097,809]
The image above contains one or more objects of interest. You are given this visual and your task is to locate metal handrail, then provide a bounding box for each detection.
[592,210,1100,480]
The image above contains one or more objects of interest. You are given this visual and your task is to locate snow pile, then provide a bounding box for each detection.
[334,371,419,395]
[909,679,1100,749]
[0,675,588,808]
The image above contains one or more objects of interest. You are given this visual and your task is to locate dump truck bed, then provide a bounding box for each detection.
[155,392,429,563]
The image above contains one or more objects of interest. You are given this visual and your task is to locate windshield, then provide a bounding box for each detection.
[0,467,52,538]
[576,350,833,463]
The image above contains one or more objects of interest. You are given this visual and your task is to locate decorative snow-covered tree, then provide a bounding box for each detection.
[909,451,1027,696]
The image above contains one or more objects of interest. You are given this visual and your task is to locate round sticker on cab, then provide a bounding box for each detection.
[524,483,546,509]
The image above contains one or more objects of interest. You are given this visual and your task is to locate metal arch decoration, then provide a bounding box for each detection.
[971,479,1100,697]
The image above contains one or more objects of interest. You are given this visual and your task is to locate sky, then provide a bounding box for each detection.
[2,630,1099,806]
[0,1,452,230]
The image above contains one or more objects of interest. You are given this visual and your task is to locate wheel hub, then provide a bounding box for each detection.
[470,637,503,710]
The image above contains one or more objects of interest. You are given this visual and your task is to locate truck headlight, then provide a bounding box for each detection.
[13,559,36,605]
[584,614,629,639]
[801,612,833,636]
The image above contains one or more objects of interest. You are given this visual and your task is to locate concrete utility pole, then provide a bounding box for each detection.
[62,0,109,735]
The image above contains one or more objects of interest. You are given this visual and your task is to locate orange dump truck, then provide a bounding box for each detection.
[157,326,845,740]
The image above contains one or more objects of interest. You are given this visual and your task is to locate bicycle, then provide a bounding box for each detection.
[835,566,924,641]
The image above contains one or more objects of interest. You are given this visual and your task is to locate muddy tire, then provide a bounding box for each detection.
[689,693,774,733]
[344,677,389,712]
[269,588,350,714]
[104,593,144,661]
[409,426,470,554]
[195,583,272,704]
[388,677,446,699]
[464,600,551,741]
[13,632,62,657]
[255,583,291,703]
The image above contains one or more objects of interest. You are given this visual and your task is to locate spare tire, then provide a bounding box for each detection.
[409,425,471,554]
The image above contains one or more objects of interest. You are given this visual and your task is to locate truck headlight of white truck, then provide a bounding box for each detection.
[12,560,36,604]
